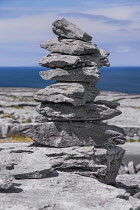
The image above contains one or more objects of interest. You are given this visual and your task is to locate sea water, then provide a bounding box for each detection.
[0,66,140,94]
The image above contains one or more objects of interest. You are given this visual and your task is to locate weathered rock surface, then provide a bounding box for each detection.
[0,143,124,184]
[34,82,99,106]
[39,50,110,68]
[0,166,140,209]
[52,18,92,42]
[0,169,14,190]
[0,145,52,179]
[13,152,52,179]
[40,37,98,55]
[36,102,121,121]
[39,66,100,83]
[10,122,126,147]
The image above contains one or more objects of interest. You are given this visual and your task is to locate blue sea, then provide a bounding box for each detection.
[0,66,140,94]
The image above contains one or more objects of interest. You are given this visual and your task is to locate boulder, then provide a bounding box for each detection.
[52,18,92,42]
[34,82,100,106]
[40,37,98,55]
[39,66,100,83]
[39,50,110,68]
[36,102,121,121]
[10,122,126,147]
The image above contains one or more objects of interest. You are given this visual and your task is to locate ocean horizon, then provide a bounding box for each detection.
[0,66,140,94]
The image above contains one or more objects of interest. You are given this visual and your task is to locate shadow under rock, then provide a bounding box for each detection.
[114,182,140,196]
[0,183,23,193]
[47,170,59,178]
[27,143,59,148]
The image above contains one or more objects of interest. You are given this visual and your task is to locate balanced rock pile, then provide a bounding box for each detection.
[11,18,126,184]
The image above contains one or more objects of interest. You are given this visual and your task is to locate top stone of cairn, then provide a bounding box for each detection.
[52,18,92,42]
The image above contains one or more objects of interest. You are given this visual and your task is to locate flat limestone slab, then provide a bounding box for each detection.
[40,37,98,55]
[0,171,139,210]
[39,50,110,69]
[52,18,92,42]
[39,66,100,83]
[34,82,99,106]
[36,102,121,121]
[10,122,126,147]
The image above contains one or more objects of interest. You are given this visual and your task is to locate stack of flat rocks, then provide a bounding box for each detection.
[11,18,126,184]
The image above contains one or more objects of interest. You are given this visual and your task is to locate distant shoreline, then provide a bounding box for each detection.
[0,87,139,96]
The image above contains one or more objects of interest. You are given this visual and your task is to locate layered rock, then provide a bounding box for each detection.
[34,82,100,106]
[0,143,124,184]
[39,51,110,68]
[40,37,98,55]
[11,122,125,147]
[39,66,100,83]
[11,18,126,184]
[36,101,121,121]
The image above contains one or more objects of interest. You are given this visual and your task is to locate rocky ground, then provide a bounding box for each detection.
[0,142,140,210]
[0,88,39,140]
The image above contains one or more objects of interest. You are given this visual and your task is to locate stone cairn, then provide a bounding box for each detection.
[12,18,126,184]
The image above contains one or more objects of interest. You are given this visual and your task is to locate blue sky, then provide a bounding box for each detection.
[0,0,140,66]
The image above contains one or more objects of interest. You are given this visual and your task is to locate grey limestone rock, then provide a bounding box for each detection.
[40,37,97,55]
[39,53,80,68]
[0,147,52,179]
[10,122,126,147]
[0,143,124,184]
[128,161,136,174]
[1,171,138,210]
[0,170,14,190]
[34,82,100,106]
[47,145,124,184]
[39,50,110,69]
[36,102,121,121]
[52,18,92,42]
[39,66,100,83]
[12,151,52,179]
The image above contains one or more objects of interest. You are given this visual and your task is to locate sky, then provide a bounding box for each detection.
[0,0,140,66]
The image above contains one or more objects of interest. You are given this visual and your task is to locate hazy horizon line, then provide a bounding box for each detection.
[0,66,140,68]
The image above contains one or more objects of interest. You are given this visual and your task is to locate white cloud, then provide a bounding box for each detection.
[0,2,139,66]
[0,13,60,42]
[0,3,139,44]
[84,5,140,21]
[116,46,131,53]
